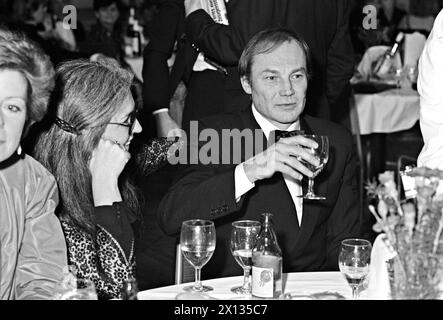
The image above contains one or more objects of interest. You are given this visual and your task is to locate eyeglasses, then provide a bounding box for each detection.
[108,109,138,135]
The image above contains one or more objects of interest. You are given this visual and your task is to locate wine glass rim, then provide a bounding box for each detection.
[231,220,261,228]
[182,219,214,227]
[341,238,372,247]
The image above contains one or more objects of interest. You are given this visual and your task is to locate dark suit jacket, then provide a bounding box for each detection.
[184,0,355,121]
[142,0,197,115]
[158,107,361,279]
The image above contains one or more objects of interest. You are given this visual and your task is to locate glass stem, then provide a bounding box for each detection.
[242,267,251,291]
[194,267,203,291]
[351,286,359,299]
[308,177,314,195]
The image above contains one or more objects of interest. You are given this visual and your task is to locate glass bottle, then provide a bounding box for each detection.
[372,32,405,78]
[251,213,283,299]
[121,278,139,300]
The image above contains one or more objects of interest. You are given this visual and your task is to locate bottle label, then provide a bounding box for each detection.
[251,266,274,298]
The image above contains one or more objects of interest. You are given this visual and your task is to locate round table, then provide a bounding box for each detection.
[137,271,374,300]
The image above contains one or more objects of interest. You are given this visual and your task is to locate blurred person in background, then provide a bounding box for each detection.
[81,0,126,64]
[378,0,406,43]
[0,28,67,300]
[34,57,143,300]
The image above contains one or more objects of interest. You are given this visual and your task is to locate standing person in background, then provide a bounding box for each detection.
[0,28,67,300]
[417,9,443,169]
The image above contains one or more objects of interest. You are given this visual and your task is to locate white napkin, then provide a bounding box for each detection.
[366,234,397,299]
[403,32,427,67]
[356,45,402,79]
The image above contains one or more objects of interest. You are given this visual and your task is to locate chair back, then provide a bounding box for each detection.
[175,244,195,285]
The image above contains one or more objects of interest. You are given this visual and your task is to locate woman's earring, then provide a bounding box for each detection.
[17,145,22,156]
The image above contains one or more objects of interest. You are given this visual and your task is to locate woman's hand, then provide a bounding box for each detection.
[89,139,131,206]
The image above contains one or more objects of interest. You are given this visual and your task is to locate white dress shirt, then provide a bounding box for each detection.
[417,9,443,170]
[234,105,304,226]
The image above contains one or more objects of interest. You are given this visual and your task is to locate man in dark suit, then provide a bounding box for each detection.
[158,28,360,279]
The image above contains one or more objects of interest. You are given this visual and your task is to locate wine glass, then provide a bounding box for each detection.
[230,220,261,295]
[338,239,372,299]
[180,219,216,292]
[297,134,329,200]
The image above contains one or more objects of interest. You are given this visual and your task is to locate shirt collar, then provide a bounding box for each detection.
[251,104,300,140]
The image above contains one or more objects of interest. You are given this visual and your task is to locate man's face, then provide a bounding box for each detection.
[241,40,308,129]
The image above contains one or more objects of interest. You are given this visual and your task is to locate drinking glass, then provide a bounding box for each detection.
[59,278,98,300]
[338,239,372,299]
[230,220,261,295]
[297,134,329,200]
[180,219,216,292]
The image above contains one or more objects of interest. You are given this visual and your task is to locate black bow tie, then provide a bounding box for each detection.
[272,130,304,141]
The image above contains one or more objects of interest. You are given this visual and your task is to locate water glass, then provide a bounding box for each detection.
[180,219,216,292]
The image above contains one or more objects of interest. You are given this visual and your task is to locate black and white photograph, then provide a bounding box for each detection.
[1,0,443,312]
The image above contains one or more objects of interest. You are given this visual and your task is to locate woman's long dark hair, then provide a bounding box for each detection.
[34,58,141,236]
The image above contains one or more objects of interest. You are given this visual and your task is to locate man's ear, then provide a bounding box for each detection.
[240,76,252,95]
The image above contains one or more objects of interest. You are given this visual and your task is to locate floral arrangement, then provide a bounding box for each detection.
[366,167,443,299]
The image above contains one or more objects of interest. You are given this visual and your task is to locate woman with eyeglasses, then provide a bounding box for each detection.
[34,56,144,299]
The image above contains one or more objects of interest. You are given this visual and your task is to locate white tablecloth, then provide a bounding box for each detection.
[355,88,420,135]
[138,272,374,300]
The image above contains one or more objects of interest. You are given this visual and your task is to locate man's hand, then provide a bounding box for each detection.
[155,111,183,138]
[243,136,320,183]
[184,0,203,17]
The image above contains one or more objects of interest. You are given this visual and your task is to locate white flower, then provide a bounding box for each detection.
[377,199,388,219]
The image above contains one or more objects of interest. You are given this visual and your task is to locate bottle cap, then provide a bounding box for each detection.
[396,32,405,43]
